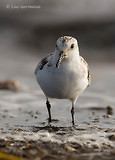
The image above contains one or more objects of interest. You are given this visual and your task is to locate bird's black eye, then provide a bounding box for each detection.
[71,44,74,49]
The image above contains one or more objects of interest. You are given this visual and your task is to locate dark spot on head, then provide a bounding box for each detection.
[71,44,74,49]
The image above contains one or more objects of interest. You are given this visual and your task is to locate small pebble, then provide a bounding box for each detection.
[64,144,76,152]
[106,106,113,115]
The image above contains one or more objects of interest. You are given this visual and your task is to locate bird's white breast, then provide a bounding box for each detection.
[36,58,88,101]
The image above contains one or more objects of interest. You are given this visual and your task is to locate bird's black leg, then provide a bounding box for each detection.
[71,102,75,126]
[46,98,51,123]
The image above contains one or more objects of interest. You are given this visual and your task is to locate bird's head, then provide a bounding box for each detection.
[55,36,79,68]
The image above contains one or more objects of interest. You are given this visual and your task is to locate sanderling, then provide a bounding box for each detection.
[35,36,91,125]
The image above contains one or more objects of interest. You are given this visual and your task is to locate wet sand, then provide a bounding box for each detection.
[0,82,115,160]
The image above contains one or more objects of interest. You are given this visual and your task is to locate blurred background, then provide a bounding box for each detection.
[0,1,115,152]
[0,0,115,90]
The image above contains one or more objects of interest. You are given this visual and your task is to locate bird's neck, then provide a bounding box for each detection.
[67,51,80,65]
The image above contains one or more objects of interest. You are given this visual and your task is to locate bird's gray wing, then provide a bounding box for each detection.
[35,53,53,75]
[80,56,91,86]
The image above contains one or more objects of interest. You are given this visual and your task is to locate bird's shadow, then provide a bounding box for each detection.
[32,122,77,133]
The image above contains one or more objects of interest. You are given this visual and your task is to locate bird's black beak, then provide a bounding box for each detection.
[56,50,66,68]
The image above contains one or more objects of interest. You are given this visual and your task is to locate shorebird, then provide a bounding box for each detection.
[35,36,91,125]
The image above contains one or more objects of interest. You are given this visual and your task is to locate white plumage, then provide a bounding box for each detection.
[35,36,91,125]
